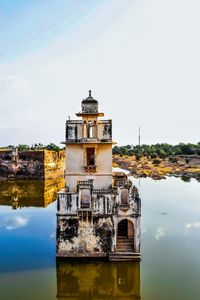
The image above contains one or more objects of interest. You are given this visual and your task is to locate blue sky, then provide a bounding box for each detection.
[0,0,200,146]
[0,0,107,62]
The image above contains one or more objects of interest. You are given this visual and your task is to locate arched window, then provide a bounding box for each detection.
[87,121,93,138]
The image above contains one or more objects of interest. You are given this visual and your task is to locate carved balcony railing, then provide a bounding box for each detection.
[64,138,112,143]
[66,120,83,124]
[115,180,132,188]
[65,139,83,143]
[119,203,131,211]
[82,138,112,142]
[84,165,97,173]
[98,120,112,124]
[57,192,76,214]
[77,180,94,186]
[92,189,112,194]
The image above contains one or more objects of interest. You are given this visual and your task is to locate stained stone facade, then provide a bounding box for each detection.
[56,91,141,261]
[0,149,65,180]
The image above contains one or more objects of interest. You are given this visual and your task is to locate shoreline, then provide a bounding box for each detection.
[113,154,200,181]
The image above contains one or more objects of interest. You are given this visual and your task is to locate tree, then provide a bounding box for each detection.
[46,143,62,151]
[17,144,30,151]
[181,175,191,182]
[169,157,178,163]
[112,142,200,158]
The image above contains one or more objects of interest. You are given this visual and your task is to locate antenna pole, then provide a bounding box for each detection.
[138,126,141,146]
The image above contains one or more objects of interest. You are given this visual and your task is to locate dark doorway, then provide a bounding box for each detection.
[118,219,128,237]
[117,220,134,252]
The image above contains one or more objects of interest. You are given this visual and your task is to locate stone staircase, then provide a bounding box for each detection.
[116,237,134,252]
[109,252,141,261]
[108,237,141,261]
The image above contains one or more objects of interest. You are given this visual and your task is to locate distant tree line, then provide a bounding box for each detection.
[113,143,200,160]
[4,143,63,152]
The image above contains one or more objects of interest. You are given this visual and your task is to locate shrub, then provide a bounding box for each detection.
[169,157,178,163]
[152,159,161,165]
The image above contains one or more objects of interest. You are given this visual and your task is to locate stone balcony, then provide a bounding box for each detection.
[64,138,112,144]
[84,165,97,173]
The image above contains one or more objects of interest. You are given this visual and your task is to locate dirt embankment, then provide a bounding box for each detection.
[113,155,200,181]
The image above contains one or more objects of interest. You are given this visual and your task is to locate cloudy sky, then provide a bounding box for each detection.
[0,0,200,146]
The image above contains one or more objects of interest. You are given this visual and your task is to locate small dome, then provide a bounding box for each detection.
[82,90,98,104]
[81,90,99,114]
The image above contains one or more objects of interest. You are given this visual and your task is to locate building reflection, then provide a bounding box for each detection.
[56,260,141,299]
[0,177,64,209]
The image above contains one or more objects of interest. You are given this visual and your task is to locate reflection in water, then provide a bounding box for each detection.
[56,261,140,299]
[0,177,200,299]
[0,177,64,209]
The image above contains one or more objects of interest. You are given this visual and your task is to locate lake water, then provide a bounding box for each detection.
[0,176,200,300]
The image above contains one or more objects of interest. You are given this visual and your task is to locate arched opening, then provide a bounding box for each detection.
[117,219,134,252]
[87,121,93,138]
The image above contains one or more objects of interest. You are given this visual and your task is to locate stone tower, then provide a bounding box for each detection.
[65,90,112,193]
[57,91,141,261]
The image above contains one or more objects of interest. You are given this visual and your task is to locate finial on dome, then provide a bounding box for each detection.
[89,90,92,97]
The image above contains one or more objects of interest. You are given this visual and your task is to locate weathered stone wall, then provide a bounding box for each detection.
[44,150,65,179]
[57,216,115,255]
[56,179,141,258]
[0,150,65,180]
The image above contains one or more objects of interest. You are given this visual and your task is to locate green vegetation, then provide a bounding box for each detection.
[44,143,62,151]
[3,143,63,151]
[113,143,200,158]
[152,159,161,165]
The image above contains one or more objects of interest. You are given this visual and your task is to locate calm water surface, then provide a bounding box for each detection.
[0,177,200,300]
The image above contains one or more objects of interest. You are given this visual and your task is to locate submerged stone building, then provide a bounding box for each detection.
[56,91,141,261]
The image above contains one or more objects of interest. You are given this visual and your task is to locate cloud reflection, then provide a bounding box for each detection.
[50,232,56,239]
[155,227,166,240]
[4,216,29,230]
[186,222,200,229]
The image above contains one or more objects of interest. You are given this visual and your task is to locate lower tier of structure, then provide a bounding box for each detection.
[56,251,141,262]
[56,172,141,262]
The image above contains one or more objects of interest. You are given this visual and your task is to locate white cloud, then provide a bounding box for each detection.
[5,216,29,231]
[0,123,12,129]
[155,227,166,240]
[186,222,200,229]
[0,75,28,91]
